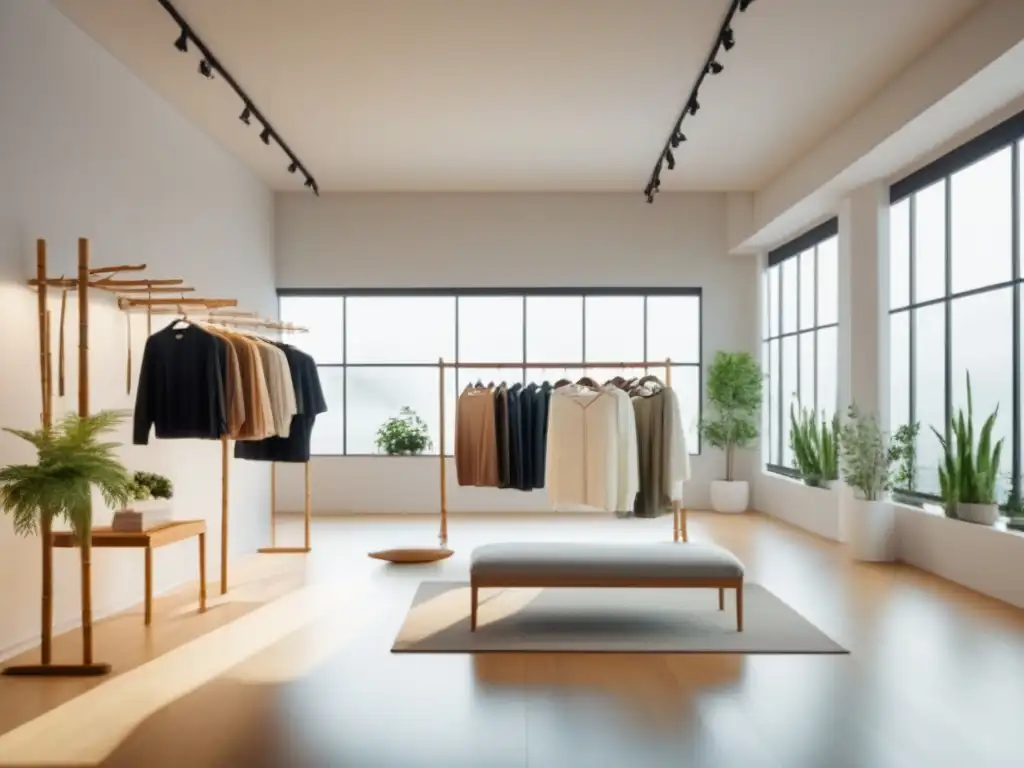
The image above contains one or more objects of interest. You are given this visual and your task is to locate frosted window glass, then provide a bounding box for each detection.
[781,258,798,334]
[816,326,837,423]
[781,335,798,467]
[279,296,344,364]
[671,366,701,454]
[458,296,523,363]
[584,296,644,363]
[799,332,815,412]
[799,250,815,330]
[950,147,1012,294]
[310,367,344,455]
[345,367,440,454]
[346,297,455,363]
[647,295,700,364]
[889,199,910,309]
[889,312,910,436]
[951,288,1013,500]
[816,236,838,326]
[768,338,780,465]
[761,342,770,460]
[526,296,582,363]
[914,181,947,304]
[913,304,946,494]
[768,266,780,337]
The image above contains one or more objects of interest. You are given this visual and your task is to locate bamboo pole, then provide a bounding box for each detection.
[38,242,53,666]
[221,435,229,594]
[304,463,311,550]
[77,238,97,666]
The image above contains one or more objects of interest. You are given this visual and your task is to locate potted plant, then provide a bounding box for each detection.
[888,422,919,500]
[375,407,433,456]
[931,373,1003,525]
[1003,487,1024,532]
[838,404,898,561]
[113,471,174,532]
[789,405,838,488]
[0,410,134,542]
[701,350,763,513]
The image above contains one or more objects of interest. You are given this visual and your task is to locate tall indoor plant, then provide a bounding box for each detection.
[0,410,135,542]
[701,350,763,513]
[838,404,897,561]
[932,373,1003,525]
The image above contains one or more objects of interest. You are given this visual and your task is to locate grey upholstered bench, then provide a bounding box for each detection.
[469,541,745,632]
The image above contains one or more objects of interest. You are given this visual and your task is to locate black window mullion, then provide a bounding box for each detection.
[795,255,802,408]
[643,295,649,373]
[778,265,784,464]
[907,195,917,489]
[1012,140,1021,498]
[521,295,527,383]
[943,179,953,448]
[342,295,348,455]
[812,246,818,414]
[581,295,587,365]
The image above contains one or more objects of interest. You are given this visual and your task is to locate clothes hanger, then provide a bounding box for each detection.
[553,378,572,388]
[637,374,664,388]
[576,376,600,389]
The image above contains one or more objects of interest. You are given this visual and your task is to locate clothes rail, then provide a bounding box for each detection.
[438,358,688,547]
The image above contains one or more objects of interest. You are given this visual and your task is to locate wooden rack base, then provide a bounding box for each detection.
[258,462,312,554]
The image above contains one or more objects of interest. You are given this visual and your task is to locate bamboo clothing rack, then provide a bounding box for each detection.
[436,358,688,548]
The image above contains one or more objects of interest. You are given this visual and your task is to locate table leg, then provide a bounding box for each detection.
[680,507,688,542]
[673,504,679,542]
[199,532,207,614]
[144,547,153,626]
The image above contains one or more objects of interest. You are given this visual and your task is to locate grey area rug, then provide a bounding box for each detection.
[392,581,847,654]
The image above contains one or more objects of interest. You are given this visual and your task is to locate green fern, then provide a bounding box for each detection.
[0,410,135,543]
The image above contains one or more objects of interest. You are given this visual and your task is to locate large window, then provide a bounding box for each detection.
[762,220,840,474]
[889,109,1024,501]
[279,289,702,456]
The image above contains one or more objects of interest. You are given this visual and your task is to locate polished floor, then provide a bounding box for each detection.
[1,511,1024,767]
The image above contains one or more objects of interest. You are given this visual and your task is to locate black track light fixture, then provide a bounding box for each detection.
[643,0,753,202]
[158,0,317,194]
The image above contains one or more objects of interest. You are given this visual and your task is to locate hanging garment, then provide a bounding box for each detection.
[545,384,636,512]
[512,382,535,491]
[201,326,250,439]
[455,385,499,487]
[526,382,553,488]
[494,384,511,489]
[230,333,276,440]
[252,338,298,437]
[133,321,229,444]
[607,386,640,513]
[235,344,328,462]
[631,386,690,517]
[506,383,529,491]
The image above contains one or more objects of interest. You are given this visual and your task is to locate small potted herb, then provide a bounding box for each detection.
[375,407,433,456]
[838,404,898,561]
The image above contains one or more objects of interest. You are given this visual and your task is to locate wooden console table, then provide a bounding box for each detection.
[51,520,207,626]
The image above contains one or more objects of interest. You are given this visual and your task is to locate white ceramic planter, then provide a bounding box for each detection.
[710,480,749,514]
[955,502,1000,526]
[843,497,896,562]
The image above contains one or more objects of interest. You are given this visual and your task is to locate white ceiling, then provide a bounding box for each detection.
[56,0,980,193]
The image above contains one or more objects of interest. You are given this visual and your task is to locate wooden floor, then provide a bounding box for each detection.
[2,511,1024,767]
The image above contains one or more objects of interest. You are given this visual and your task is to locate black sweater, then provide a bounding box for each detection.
[133,322,228,445]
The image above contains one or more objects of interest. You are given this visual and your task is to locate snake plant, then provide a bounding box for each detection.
[931,373,1003,515]
[789,404,839,486]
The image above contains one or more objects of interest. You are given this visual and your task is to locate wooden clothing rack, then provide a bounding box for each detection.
[6,239,155,676]
[131,308,315,555]
[368,358,688,565]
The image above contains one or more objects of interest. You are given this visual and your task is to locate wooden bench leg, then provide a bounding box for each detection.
[736,585,743,632]
[470,584,479,632]
[198,532,207,614]
[144,547,153,626]
[718,587,724,611]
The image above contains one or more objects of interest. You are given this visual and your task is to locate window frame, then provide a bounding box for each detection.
[278,287,703,457]
[763,218,840,479]
[888,108,1024,505]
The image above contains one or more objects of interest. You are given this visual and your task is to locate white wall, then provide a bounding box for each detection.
[0,0,276,658]
[274,191,759,513]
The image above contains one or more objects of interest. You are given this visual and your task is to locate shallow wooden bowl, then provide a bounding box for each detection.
[368,547,454,564]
